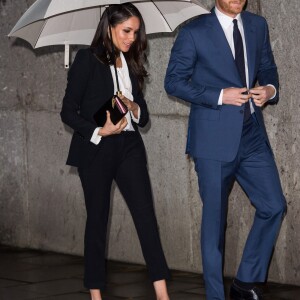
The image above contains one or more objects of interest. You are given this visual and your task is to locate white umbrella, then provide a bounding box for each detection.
[8,0,209,67]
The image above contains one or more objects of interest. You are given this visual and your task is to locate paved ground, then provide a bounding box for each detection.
[0,245,299,299]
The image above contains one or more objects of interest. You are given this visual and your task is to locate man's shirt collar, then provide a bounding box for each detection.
[215,6,242,29]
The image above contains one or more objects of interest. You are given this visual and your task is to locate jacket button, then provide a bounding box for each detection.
[240,110,244,114]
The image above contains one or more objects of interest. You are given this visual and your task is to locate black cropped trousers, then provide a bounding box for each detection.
[78,131,170,290]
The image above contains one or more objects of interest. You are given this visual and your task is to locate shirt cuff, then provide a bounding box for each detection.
[218,90,223,105]
[130,106,141,123]
[90,127,102,145]
[267,84,277,100]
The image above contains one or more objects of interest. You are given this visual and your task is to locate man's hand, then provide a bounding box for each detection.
[250,86,275,107]
[222,87,251,106]
[98,111,128,137]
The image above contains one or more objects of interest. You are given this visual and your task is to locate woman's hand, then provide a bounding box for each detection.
[98,111,127,137]
[119,95,139,119]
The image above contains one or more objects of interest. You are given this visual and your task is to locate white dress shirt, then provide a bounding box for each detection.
[215,7,276,107]
[90,52,141,145]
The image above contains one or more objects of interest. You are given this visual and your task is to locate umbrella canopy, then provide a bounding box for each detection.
[8,0,209,67]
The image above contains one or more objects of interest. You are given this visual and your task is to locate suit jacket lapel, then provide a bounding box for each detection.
[208,9,243,86]
[129,69,138,98]
[241,12,257,87]
[209,9,234,60]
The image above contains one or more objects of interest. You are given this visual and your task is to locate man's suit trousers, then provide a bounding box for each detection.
[194,115,286,300]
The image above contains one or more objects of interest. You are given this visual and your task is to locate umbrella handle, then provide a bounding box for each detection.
[64,44,70,69]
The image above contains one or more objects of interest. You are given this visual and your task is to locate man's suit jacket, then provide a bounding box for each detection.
[61,48,149,168]
[165,9,279,162]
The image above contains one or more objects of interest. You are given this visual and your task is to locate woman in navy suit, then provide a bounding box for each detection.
[61,3,170,300]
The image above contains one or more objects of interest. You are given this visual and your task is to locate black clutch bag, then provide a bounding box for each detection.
[93,94,128,126]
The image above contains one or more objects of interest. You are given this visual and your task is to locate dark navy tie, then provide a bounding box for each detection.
[233,19,250,121]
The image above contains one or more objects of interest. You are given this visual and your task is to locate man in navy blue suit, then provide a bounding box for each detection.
[165,0,286,299]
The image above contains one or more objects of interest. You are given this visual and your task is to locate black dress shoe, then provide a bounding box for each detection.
[230,281,263,300]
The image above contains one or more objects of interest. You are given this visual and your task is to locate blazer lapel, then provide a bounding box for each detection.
[208,9,243,86]
[129,70,138,98]
[241,12,257,87]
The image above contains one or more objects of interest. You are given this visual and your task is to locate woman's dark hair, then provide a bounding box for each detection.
[90,3,148,90]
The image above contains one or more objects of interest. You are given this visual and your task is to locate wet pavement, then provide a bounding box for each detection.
[0,245,299,299]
